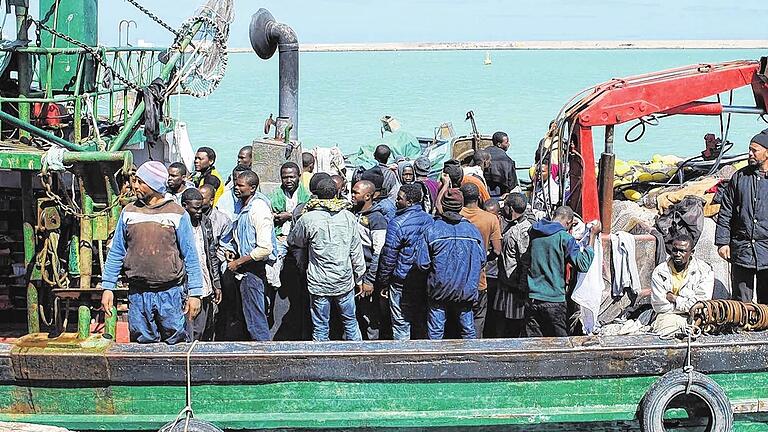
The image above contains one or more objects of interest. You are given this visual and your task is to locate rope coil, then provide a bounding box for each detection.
[689,299,768,334]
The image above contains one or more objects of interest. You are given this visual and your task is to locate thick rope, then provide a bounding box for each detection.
[167,340,199,432]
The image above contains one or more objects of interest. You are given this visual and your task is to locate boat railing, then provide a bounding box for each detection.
[0,46,169,148]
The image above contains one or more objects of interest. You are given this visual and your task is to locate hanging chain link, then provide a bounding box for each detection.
[34,20,143,93]
[123,0,181,39]
[39,170,127,220]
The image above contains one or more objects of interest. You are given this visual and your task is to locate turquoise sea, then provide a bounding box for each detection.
[179,49,767,176]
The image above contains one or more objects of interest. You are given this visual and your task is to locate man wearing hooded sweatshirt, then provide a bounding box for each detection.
[377,183,434,340]
[352,180,390,339]
[361,167,397,221]
[288,178,366,341]
[101,161,203,344]
[526,206,601,337]
[418,188,485,340]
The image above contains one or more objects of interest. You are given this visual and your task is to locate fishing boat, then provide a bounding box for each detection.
[0,2,767,432]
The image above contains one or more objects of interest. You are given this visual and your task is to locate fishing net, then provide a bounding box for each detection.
[173,0,234,97]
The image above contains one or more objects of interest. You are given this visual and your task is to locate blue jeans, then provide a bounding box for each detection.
[427,299,476,340]
[128,285,187,344]
[389,279,427,340]
[310,290,362,342]
[240,267,271,341]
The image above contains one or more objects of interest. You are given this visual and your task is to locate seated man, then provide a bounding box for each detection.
[651,233,714,335]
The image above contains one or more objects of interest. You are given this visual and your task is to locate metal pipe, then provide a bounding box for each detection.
[79,177,93,290]
[275,28,299,139]
[250,9,299,139]
[721,105,766,115]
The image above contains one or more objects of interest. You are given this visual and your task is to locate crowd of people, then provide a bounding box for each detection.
[98,128,768,344]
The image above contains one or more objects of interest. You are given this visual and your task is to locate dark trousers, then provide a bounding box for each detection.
[732,265,768,303]
[215,269,249,341]
[491,312,525,338]
[524,300,568,337]
[473,289,488,338]
[240,265,271,341]
[483,278,498,338]
[187,295,216,341]
[268,257,312,341]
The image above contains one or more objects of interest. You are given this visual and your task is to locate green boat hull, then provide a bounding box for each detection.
[0,333,767,430]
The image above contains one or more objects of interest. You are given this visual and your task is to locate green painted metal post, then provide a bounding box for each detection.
[79,177,93,290]
[68,235,80,276]
[77,305,90,339]
[27,283,39,334]
[20,172,38,333]
[104,306,117,339]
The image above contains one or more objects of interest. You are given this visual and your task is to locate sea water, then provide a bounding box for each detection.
[179,48,767,176]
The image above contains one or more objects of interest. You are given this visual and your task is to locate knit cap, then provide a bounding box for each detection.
[414,156,431,177]
[441,188,464,212]
[135,161,169,194]
[751,128,768,149]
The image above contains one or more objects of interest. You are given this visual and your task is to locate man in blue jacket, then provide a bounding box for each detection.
[526,206,600,337]
[377,183,433,340]
[100,161,203,344]
[418,188,485,340]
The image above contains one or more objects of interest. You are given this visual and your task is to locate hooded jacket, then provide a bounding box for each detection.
[485,145,518,198]
[357,200,390,286]
[714,165,768,269]
[376,204,433,288]
[418,215,485,303]
[287,200,366,296]
[527,219,594,303]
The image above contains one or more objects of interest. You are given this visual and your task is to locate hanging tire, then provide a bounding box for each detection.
[158,418,223,432]
[638,368,732,432]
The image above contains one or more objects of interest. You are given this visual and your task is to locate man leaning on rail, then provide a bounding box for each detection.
[715,128,768,302]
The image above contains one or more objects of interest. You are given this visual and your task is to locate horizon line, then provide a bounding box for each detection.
[227,39,768,53]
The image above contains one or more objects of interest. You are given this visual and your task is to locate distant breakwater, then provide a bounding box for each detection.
[228,40,768,53]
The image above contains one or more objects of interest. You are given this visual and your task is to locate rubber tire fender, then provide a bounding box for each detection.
[639,368,733,432]
[158,419,223,432]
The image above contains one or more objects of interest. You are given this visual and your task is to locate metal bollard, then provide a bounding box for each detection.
[77,305,90,339]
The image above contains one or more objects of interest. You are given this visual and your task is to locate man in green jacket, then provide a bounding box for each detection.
[526,206,600,337]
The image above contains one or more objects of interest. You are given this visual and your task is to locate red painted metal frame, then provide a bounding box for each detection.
[570,60,768,221]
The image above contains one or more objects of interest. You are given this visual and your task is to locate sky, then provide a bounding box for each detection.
[71,0,768,48]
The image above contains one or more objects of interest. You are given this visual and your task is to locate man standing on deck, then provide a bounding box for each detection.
[217,164,250,223]
[377,183,433,340]
[181,188,223,341]
[166,162,193,205]
[414,156,439,213]
[526,206,600,337]
[288,178,366,342]
[716,129,768,302]
[268,162,311,340]
[100,161,203,344]
[485,132,519,199]
[462,149,492,204]
[374,145,401,201]
[418,188,485,340]
[194,147,226,205]
[352,180,390,339]
[301,152,315,192]
[225,146,253,186]
[229,170,275,341]
[459,183,501,337]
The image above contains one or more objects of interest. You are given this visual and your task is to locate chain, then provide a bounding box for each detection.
[34,20,142,93]
[39,170,126,220]
[123,0,181,38]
